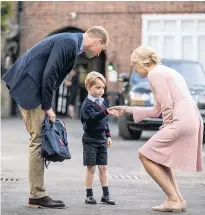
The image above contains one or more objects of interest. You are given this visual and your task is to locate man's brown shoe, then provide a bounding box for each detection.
[28,196,65,208]
[48,196,63,204]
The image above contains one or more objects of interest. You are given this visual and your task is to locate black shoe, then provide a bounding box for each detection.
[101,195,115,205]
[48,196,64,204]
[85,196,97,204]
[28,196,65,208]
[53,199,64,203]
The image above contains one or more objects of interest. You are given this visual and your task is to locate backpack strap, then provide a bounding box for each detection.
[45,159,51,169]
[42,116,52,130]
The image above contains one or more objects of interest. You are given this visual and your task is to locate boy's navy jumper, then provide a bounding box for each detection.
[80,96,111,166]
[81,97,111,141]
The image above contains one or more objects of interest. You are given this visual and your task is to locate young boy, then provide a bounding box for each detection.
[80,71,115,205]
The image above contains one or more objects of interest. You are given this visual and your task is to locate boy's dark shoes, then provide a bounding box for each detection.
[101,195,115,205]
[85,196,97,204]
[28,196,65,208]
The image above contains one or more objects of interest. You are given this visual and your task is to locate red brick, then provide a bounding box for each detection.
[11,1,205,91]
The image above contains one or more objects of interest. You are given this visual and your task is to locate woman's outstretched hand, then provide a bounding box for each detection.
[107,108,120,117]
[107,106,125,118]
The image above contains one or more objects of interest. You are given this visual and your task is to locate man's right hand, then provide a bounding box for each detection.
[45,108,56,122]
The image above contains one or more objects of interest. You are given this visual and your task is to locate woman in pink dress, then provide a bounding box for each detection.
[109,46,203,213]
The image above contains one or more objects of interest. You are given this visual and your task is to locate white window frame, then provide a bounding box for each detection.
[141,14,205,61]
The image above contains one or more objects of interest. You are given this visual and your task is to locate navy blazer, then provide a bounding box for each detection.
[3,33,83,110]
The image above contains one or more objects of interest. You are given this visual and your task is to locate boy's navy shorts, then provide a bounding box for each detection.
[83,138,107,166]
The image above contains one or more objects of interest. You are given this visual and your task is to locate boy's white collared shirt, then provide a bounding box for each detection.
[87,94,104,106]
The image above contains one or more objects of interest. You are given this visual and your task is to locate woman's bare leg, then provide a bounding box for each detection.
[164,167,184,202]
[139,153,180,202]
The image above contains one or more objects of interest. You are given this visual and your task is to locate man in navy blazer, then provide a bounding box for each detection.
[3,26,109,208]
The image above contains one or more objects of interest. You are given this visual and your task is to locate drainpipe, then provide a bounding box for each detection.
[16,1,23,59]
[11,1,23,115]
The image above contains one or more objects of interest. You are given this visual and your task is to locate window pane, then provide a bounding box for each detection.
[181,21,196,32]
[147,36,159,52]
[147,21,161,32]
[163,21,176,32]
[198,36,205,69]
[198,20,205,32]
[182,36,193,60]
[163,36,175,58]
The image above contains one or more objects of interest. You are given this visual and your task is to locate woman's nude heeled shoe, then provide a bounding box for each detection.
[181,200,186,212]
[152,201,183,213]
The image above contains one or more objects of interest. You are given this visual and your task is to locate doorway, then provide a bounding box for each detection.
[49,27,106,117]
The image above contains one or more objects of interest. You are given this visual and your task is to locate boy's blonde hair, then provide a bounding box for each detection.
[85,71,106,89]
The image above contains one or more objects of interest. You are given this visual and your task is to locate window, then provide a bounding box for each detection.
[142,14,205,69]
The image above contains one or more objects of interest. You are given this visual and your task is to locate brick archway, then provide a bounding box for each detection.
[47,26,85,36]
[49,26,106,116]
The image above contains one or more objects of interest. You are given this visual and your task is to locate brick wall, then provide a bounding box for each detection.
[15,1,205,90]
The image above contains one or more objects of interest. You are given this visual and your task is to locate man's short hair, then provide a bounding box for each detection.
[86,26,109,44]
[85,71,106,89]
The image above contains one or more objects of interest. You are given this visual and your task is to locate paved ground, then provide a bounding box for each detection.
[1,117,205,215]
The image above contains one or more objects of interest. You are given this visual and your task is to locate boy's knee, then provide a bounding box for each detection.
[98,165,107,172]
[87,166,96,174]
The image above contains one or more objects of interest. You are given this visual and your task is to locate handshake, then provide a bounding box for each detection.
[107,106,127,118]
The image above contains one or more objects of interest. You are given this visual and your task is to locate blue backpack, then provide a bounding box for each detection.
[41,116,71,168]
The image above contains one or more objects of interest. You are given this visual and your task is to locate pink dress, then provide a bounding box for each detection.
[133,64,203,172]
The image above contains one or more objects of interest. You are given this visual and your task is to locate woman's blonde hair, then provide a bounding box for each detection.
[131,45,160,67]
[85,71,106,89]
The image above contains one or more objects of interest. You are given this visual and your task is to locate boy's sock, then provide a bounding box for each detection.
[102,186,109,196]
[86,188,93,197]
